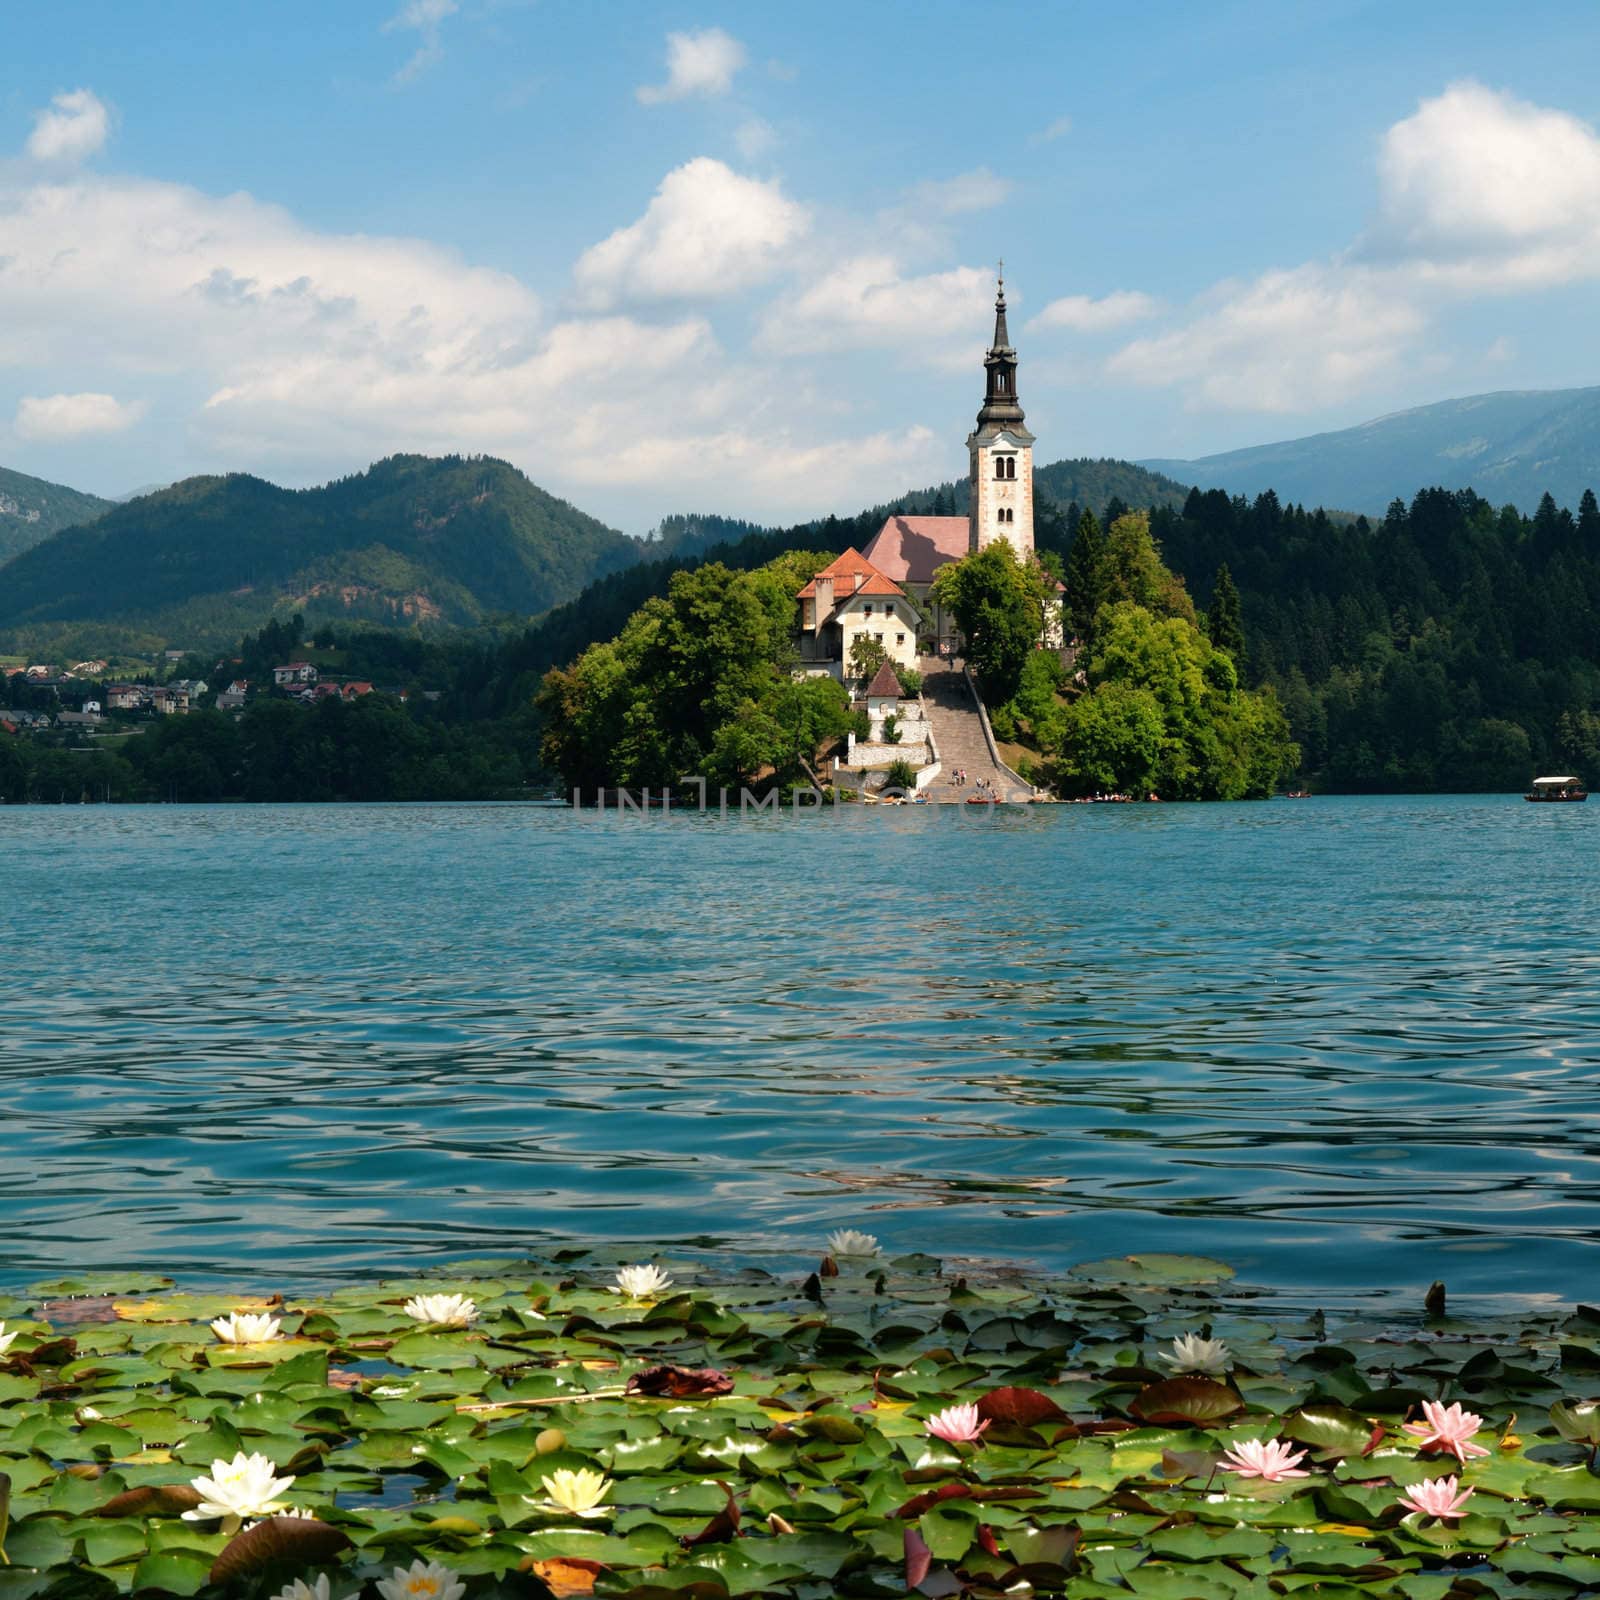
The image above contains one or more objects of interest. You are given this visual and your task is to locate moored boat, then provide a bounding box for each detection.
[1525,775,1588,802]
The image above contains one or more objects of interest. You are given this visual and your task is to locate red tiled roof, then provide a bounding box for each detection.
[795,546,905,601]
[865,661,904,698]
[862,515,970,585]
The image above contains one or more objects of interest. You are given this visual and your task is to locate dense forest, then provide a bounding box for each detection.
[1142,486,1600,790]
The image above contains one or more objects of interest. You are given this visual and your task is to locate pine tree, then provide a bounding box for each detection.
[1579,488,1600,546]
[1207,563,1245,661]
[1064,509,1106,645]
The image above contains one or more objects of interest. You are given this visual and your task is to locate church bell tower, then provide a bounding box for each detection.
[967,271,1036,560]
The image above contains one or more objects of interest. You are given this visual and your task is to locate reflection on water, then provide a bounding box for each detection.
[3,796,1598,1302]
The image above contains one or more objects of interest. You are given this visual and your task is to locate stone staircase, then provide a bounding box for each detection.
[918,656,1030,803]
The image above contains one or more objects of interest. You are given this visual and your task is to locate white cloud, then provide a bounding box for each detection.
[1029,290,1160,334]
[757,256,995,363]
[1107,264,1423,412]
[1029,114,1072,146]
[735,117,777,162]
[14,391,144,441]
[1369,80,1600,288]
[382,0,459,84]
[909,168,1013,216]
[0,159,937,525]
[573,158,808,309]
[1102,81,1600,415]
[26,89,110,164]
[637,28,746,105]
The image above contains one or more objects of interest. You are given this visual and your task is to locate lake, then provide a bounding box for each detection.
[4,795,1597,1307]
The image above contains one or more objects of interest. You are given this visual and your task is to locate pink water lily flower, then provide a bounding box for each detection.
[924,1403,989,1443]
[1399,1474,1474,1520]
[1403,1399,1490,1464]
[1220,1438,1310,1482]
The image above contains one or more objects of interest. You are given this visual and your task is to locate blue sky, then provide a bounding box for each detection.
[5,0,1600,529]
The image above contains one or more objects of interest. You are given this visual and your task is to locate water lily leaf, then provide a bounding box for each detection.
[977,1386,1068,1427]
[31,1274,175,1297]
[97,1483,204,1518]
[1128,1377,1242,1426]
[1550,1399,1600,1445]
[131,1550,213,1596]
[626,1366,733,1399]
[113,1295,279,1324]
[1282,1404,1377,1457]
[209,1515,351,1583]
[678,1481,740,1548]
[904,1522,932,1588]
[1069,1254,1235,1286]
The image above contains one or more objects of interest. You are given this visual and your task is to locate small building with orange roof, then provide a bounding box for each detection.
[795,546,920,679]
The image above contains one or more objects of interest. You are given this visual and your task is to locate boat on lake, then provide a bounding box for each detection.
[1526,775,1588,802]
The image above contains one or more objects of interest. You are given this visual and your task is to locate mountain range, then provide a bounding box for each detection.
[1144,386,1600,514]
[7,381,1600,654]
[0,454,639,650]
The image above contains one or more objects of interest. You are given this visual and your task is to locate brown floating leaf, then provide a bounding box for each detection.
[904,1523,932,1589]
[679,1481,740,1548]
[766,1513,796,1535]
[1425,1280,1447,1316]
[895,1482,1043,1519]
[41,1296,120,1326]
[15,1336,79,1370]
[626,1364,734,1398]
[209,1516,351,1584]
[526,1557,604,1596]
[98,1484,204,1518]
[802,1272,823,1303]
[1128,1376,1243,1426]
[977,1385,1068,1427]
[326,1368,363,1391]
[818,1255,839,1278]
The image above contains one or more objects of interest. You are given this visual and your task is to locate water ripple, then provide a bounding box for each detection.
[3,796,1599,1301]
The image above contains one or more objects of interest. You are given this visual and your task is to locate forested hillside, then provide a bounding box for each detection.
[0,454,639,650]
[1152,486,1600,790]
[0,465,112,562]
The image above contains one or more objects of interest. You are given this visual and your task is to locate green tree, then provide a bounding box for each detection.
[1207,563,1245,661]
[928,540,1051,702]
[848,633,888,682]
[1063,509,1106,643]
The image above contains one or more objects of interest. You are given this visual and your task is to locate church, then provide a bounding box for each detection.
[795,274,1043,674]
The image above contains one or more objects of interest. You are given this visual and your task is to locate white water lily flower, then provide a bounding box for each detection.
[181,1451,295,1534]
[613,1264,672,1300]
[402,1292,477,1328]
[210,1311,284,1344]
[827,1229,881,1257]
[270,1577,332,1600]
[376,1558,466,1600]
[542,1466,612,1517]
[1160,1332,1232,1376]
[0,1323,17,1358]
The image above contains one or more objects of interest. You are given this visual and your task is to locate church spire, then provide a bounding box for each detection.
[992,263,1011,350]
[976,268,1025,428]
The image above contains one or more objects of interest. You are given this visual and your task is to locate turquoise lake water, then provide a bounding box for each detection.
[4,796,1597,1304]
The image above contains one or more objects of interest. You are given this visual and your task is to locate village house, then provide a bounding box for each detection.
[795,548,921,679]
[106,684,148,711]
[215,680,250,711]
[273,662,317,687]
